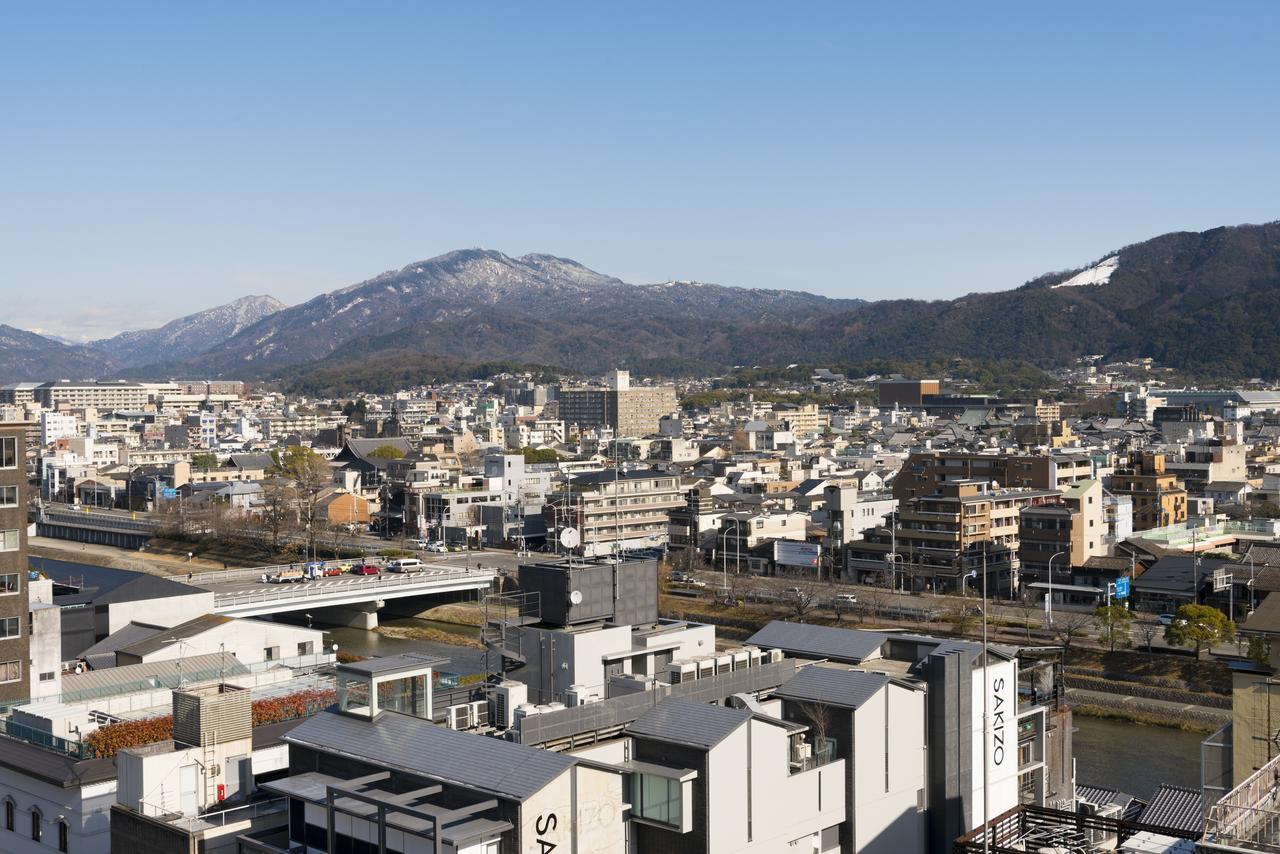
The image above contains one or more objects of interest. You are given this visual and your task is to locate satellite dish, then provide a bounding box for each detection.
[569,590,584,605]
[560,527,581,549]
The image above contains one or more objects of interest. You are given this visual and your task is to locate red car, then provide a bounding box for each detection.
[351,564,380,576]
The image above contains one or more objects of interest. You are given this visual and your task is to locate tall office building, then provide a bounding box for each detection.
[0,423,31,707]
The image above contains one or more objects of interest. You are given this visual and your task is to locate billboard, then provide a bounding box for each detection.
[1114,576,1130,599]
[774,540,820,568]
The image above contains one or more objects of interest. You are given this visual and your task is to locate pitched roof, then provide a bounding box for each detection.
[1138,783,1204,833]
[746,620,888,664]
[93,574,209,605]
[115,613,233,658]
[1133,556,1231,596]
[284,710,573,802]
[774,666,894,710]
[79,621,165,669]
[60,652,248,702]
[626,698,750,750]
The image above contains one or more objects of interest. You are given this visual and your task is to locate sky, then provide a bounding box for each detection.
[2,2,1278,340]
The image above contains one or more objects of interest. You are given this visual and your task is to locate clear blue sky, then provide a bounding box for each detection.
[2,2,1277,339]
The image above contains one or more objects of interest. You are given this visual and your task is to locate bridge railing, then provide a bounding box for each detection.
[192,558,393,585]
[213,567,496,608]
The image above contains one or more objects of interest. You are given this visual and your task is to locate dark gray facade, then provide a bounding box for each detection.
[518,556,659,627]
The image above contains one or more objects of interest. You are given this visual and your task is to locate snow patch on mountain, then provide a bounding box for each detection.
[1052,256,1119,288]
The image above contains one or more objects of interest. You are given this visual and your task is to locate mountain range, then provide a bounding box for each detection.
[2,221,1278,388]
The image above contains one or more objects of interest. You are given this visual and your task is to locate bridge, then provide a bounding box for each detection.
[36,505,166,549]
[191,560,497,628]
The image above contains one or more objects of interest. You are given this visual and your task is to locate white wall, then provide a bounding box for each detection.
[851,682,926,853]
[0,772,114,854]
[969,658,1019,830]
[125,618,323,667]
[107,591,216,635]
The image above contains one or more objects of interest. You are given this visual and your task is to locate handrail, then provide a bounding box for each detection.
[213,567,496,607]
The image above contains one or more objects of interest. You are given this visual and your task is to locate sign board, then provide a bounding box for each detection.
[1213,566,1232,593]
[1114,576,1130,599]
[161,488,178,499]
[774,540,820,568]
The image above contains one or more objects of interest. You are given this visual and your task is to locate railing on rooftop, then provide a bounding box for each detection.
[2,718,93,759]
[1203,751,1280,851]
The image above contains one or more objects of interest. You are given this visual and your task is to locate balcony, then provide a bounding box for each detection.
[789,734,838,775]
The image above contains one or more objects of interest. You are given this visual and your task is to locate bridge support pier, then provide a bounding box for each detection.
[313,600,383,630]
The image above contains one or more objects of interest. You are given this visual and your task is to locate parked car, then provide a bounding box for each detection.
[351,564,380,576]
[425,541,448,553]
[1157,613,1176,626]
[407,538,431,549]
[830,593,859,608]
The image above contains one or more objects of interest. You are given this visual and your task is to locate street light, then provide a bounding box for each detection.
[887,552,905,594]
[1047,551,1067,626]
[1246,553,1256,616]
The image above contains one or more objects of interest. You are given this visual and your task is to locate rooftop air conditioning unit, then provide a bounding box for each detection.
[446,704,471,730]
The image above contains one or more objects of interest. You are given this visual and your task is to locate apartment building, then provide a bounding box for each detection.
[0,423,30,707]
[877,378,940,408]
[34,380,152,411]
[1109,451,1188,531]
[544,468,682,556]
[893,451,1093,501]
[1018,479,1106,583]
[1164,438,1247,495]
[716,510,809,572]
[558,370,678,438]
[847,480,1057,595]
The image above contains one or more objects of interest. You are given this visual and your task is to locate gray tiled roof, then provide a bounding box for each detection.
[284,710,574,802]
[626,698,750,750]
[746,621,888,664]
[774,666,892,710]
[116,614,232,657]
[1139,783,1203,833]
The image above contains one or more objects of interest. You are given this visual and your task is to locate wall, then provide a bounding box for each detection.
[968,658,1019,830]
[105,591,216,636]
[0,772,115,854]
[519,769,574,854]
[851,682,926,853]
[117,619,322,668]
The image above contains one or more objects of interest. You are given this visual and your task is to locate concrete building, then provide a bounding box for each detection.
[34,381,152,411]
[1018,479,1106,585]
[1109,451,1188,531]
[544,468,682,557]
[558,371,678,438]
[877,378,940,409]
[0,422,31,708]
[893,451,1094,501]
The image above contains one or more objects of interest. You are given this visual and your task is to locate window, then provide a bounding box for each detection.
[0,530,17,552]
[633,773,682,828]
[0,573,16,594]
[59,820,69,852]
[0,437,15,469]
[0,486,16,507]
[0,617,18,639]
[0,660,20,683]
[264,646,278,661]
[5,798,13,831]
[31,808,41,842]
[40,671,56,682]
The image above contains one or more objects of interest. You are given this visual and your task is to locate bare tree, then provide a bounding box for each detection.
[861,583,892,622]
[1051,611,1094,655]
[778,570,823,621]
[1134,621,1158,653]
[272,446,332,560]
[1010,592,1039,643]
[257,478,296,555]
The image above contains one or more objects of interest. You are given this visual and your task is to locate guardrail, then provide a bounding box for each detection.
[213,567,497,608]
[2,718,94,759]
[192,558,392,586]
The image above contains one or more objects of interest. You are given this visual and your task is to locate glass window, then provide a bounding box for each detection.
[0,618,18,639]
[0,530,17,552]
[0,486,16,507]
[0,438,15,469]
[59,820,69,853]
[5,799,13,831]
[0,660,21,683]
[31,809,41,842]
[634,774,681,827]
[0,574,17,594]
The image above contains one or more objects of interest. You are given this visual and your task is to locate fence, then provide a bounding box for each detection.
[2,718,94,759]
[213,567,496,608]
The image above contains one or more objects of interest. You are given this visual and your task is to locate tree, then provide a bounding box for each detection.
[775,571,822,621]
[271,446,332,559]
[946,607,977,636]
[1010,592,1039,643]
[191,452,220,470]
[257,478,296,555]
[1135,621,1159,653]
[1094,604,1133,652]
[1051,611,1093,654]
[520,447,560,464]
[1247,634,1272,668]
[1164,604,1235,658]
[367,444,406,460]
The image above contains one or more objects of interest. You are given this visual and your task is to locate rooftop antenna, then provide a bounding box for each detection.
[162,637,194,689]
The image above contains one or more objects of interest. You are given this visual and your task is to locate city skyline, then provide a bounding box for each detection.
[4,2,1278,338]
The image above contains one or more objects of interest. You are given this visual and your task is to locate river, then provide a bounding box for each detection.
[32,558,1209,796]
[1072,714,1204,799]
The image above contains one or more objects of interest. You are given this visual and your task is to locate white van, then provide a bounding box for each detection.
[387,558,424,573]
